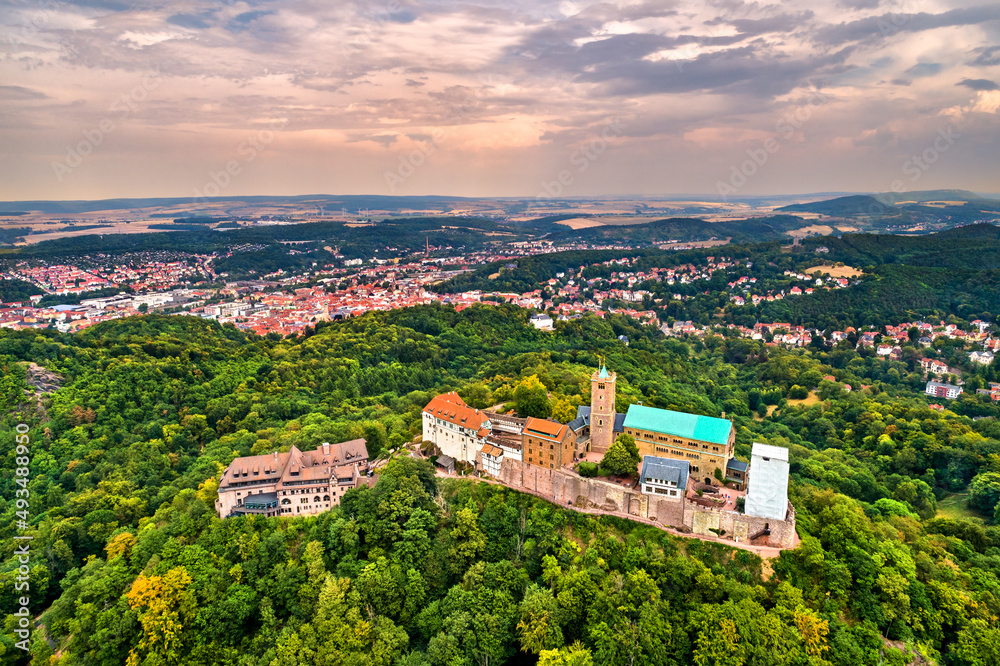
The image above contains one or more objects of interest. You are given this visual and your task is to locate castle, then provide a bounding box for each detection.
[421,362,795,549]
[215,439,369,518]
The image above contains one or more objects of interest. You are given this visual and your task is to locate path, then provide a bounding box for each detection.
[433,469,793,559]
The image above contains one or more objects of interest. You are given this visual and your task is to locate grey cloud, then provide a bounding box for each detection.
[61,0,130,10]
[890,78,911,86]
[838,0,880,8]
[167,14,212,30]
[388,10,417,23]
[958,78,999,91]
[561,42,855,99]
[709,11,816,36]
[226,10,276,33]
[0,85,49,100]
[904,62,941,78]
[348,133,397,146]
[815,6,1000,45]
[971,45,1000,66]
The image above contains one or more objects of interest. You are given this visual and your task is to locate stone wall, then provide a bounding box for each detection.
[681,500,795,548]
[496,459,795,549]
[499,459,683,522]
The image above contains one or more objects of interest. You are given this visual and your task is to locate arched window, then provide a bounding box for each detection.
[314,496,322,503]
[281,498,291,505]
[323,495,331,502]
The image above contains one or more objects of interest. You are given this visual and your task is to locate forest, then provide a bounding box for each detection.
[0,303,998,665]
[438,225,1000,331]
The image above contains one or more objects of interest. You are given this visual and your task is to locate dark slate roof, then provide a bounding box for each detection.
[568,416,588,432]
[574,406,626,432]
[436,454,456,468]
[244,491,278,504]
[726,458,749,473]
[640,455,689,488]
[614,413,626,433]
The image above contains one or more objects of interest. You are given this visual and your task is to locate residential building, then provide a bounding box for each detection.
[744,443,790,521]
[725,458,749,491]
[639,455,689,498]
[480,444,504,476]
[215,439,369,518]
[970,350,995,365]
[926,381,963,400]
[530,313,554,330]
[622,404,735,484]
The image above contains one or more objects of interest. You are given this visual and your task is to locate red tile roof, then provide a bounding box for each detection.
[423,392,489,429]
[524,417,569,442]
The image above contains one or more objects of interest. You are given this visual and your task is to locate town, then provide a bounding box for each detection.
[2,245,996,406]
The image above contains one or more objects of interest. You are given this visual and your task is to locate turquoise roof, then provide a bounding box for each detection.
[598,366,609,379]
[623,404,732,445]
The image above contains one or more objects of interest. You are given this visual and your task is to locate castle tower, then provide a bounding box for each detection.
[590,362,617,454]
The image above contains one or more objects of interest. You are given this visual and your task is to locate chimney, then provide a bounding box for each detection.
[323,442,331,456]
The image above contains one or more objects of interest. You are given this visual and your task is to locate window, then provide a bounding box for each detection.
[598,383,605,390]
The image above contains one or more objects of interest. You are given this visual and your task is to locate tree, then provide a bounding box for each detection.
[517,584,564,654]
[514,375,552,418]
[968,472,1000,515]
[125,567,196,666]
[538,642,594,666]
[551,397,578,424]
[600,434,640,477]
[447,501,487,574]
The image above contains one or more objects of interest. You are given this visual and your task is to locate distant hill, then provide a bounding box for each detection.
[801,223,1000,269]
[0,194,483,215]
[550,215,805,244]
[778,195,889,217]
[873,189,985,204]
[778,190,1000,228]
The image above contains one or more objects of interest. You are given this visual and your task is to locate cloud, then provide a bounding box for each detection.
[970,46,1000,67]
[904,63,942,78]
[958,78,999,91]
[815,5,1000,46]
[0,85,49,100]
[3,0,1000,199]
[166,14,211,30]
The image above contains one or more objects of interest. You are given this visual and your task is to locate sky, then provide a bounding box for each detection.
[1,0,999,201]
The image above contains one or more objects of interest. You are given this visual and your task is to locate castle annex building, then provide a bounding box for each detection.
[421,392,492,469]
[622,404,736,484]
[216,439,369,518]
